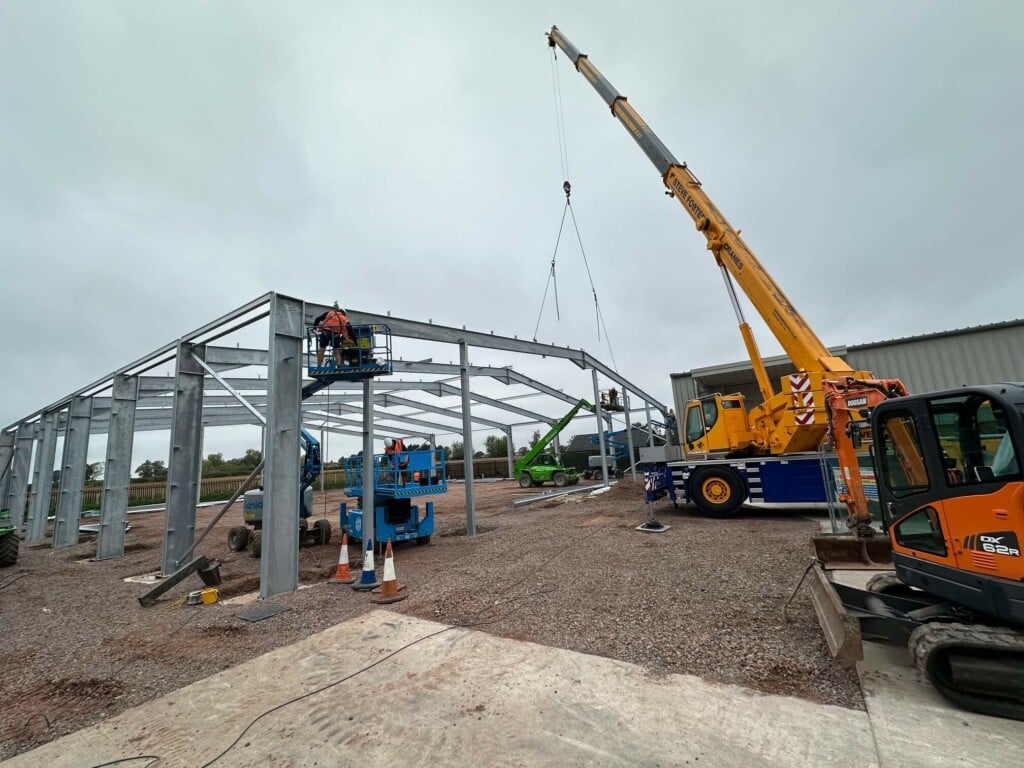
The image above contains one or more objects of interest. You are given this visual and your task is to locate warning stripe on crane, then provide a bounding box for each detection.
[789,373,815,426]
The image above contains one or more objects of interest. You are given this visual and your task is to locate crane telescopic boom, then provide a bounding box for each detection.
[547,26,851,377]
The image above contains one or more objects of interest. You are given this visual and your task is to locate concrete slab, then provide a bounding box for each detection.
[858,642,1024,768]
[2,610,878,768]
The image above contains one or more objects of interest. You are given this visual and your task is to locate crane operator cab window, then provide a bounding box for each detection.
[684,399,719,445]
[928,395,1021,486]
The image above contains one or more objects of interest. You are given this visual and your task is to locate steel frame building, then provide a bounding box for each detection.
[0,293,667,598]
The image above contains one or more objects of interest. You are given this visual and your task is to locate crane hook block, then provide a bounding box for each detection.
[563,180,571,198]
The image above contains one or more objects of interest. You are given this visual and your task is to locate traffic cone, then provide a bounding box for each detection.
[372,540,408,604]
[329,532,357,584]
[352,538,381,591]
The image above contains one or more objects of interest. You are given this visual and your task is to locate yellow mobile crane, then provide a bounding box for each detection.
[547,26,907,524]
[549,28,1024,721]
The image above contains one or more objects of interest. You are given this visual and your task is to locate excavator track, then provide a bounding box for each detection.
[909,622,1024,721]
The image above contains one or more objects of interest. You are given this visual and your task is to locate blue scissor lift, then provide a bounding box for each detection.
[340,448,446,546]
[306,323,393,381]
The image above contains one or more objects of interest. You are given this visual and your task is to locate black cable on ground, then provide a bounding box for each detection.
[88,756,160,768]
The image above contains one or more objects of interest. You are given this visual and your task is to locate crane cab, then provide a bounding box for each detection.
[683,394,754,457]
[307,323,393,382]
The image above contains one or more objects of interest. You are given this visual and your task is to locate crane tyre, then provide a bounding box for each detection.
[688,466,745,519]
[518,472,534,489]
[553,472,569,488]
[227,525,250,552]
[0,532,18,567]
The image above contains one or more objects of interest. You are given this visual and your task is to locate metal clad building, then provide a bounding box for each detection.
[671,319,1024,415]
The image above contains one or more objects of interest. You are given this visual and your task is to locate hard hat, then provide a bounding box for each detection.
[384,438,394,448]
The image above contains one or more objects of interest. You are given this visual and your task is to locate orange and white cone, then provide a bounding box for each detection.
[372,540,408,604]
[329,532,357,584]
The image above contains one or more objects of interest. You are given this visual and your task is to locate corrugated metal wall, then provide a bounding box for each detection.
[847,324,1024,392]
[670,321,1024,412]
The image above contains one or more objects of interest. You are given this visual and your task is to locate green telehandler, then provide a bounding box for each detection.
[515,399,597,489]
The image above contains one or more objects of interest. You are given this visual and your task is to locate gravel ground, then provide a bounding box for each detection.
[0,478,862,760]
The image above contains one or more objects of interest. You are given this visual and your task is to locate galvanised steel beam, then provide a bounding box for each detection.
[203,346,271,368]
[25,412,59,542]
[7,425,36,530]
[299,409,456,438]
[433,382,553,423]
[325,305,666,411]
[162,343,206,574]
[53,397,92,547]
[5,293,273,431]
[376,393,511,431]
[391,360,514,383]
[96,375,139,560]
[261,294,304,598]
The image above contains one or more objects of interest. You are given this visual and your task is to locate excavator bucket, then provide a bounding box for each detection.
[812,532,893,570]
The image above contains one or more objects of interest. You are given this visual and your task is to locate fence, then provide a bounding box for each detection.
[33,458,512,514]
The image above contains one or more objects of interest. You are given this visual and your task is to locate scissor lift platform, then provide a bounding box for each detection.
[340,448,447,545]
[307,323,393,382]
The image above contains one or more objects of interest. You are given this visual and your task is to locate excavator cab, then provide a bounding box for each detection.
[812,384,1024,719]
[873,386,1024,610]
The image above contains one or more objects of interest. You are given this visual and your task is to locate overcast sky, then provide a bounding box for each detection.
[2,2,1022,465]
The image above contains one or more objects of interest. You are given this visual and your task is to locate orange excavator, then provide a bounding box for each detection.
[548,25,1024,719]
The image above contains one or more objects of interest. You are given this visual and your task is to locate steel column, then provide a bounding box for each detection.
[623,392,637,480]
[0,431,15,509]
[505,427,515,479]
[7,425,36,530]
[96,375,139,559]
[459,342,476,536]
[591,370,610,486]
[162,343,205,573]
[260,294,303,598]
[645,403,654,446]
[26,413,59,541]
[53,397,92,547]
[361,379,375,555]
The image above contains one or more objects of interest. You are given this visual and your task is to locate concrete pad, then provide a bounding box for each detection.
[2,610,878,768]
[858,643,1024,768]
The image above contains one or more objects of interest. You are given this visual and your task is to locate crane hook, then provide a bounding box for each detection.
[563,180,571,199]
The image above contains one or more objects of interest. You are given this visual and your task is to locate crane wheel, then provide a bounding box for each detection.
[553,472,569,487]
[227,526,250,552]
[518,473,534,489]
[688,466,745,519]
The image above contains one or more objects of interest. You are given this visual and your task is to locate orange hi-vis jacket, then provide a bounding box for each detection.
[323,310,349,337]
